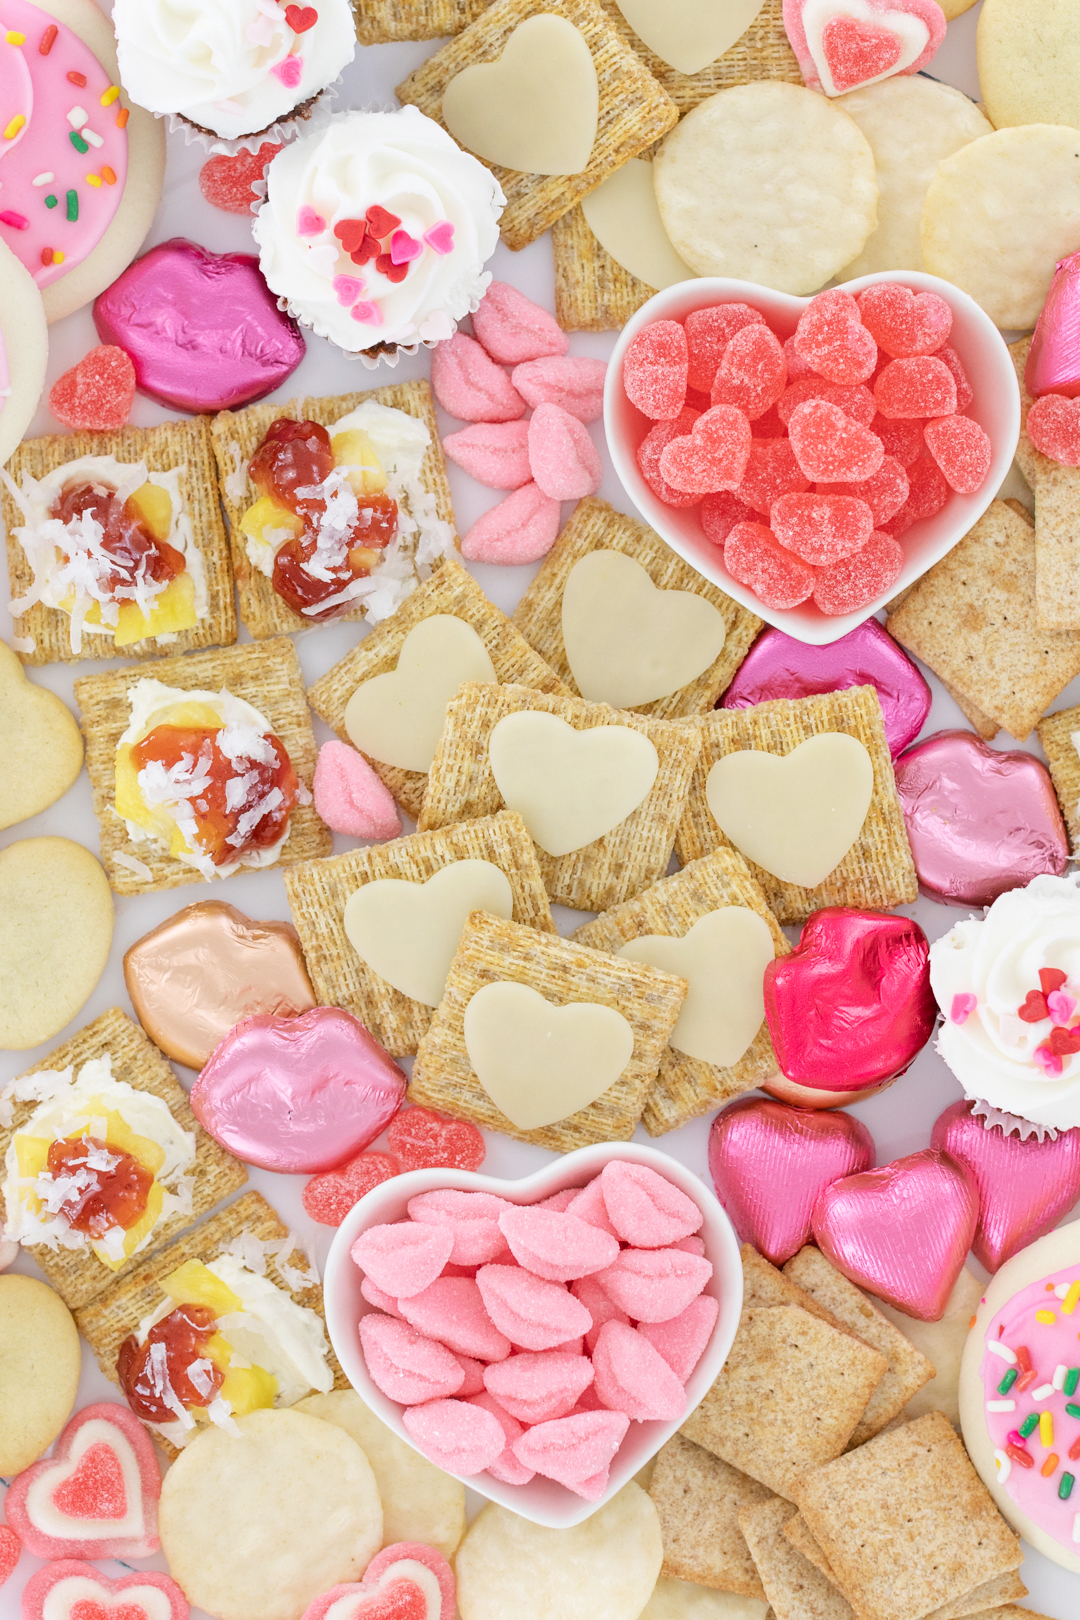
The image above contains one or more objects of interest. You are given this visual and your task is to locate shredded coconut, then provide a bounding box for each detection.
[112,850,154,881]
[225,442,250,506]
[207,1395,241,1436]
[10,635,34,654]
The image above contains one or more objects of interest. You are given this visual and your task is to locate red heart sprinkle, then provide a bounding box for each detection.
[302,1152,399,1227]
[1018,991,1050,1023]
[0,1527,20,1589]
[52,1443,127,1521]
[1048,1026,1080,1056]
[351,235,381,266]
[335,217,367,253]
[386,1105,485,1173]
[366,206,402,239]
[49,346,136,433]
[1040,968,1068,995]
[821,14,902,93]
[199,142,281,214]
[284,4,318,29]
[376,252,409,284]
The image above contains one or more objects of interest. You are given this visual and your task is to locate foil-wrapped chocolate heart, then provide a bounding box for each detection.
[1026,248,1080,399]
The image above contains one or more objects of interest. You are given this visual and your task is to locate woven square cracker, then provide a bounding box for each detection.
[394,0,678,253]
[74,636,331,897]
[739,1496,854,1620]
[75,1189,347,1462]
[793,1413,1023,1620]
[674,685,916,924]
[596,0,802,114]
[1,1007,247,1312]
[511,497,762,718]
[408,908,686,1151]
[648,1432,773,1598]
[572,849,789,1136]
[308,556,568,822]
[783,1247,934,1450]
[1009,336,1080,633]
[887,501,1080,743]
[355,0,487,43]
[680,1306,888,1503]
[283,810,555,1058]
[209,380,456,641]
[3,416,236,667]
[552,201,657,332]
[1038,702,1080,852]
[420,682,701,912]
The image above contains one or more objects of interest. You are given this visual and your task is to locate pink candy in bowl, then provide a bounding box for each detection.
[603,272,1020,646]
[323,1141,742,1528]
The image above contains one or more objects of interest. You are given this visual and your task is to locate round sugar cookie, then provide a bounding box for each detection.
[639,1577,767,1619]
[0,836,112,1050]
[0,641,83,831]
[0,1274,81,1475]
[0,240,47,464]
[653,82,877,295]
[158,1408,383,1620]
[836,78,991,278]
[939,0,976,15]
[921,125,1080,330]
[978,0,1080,132]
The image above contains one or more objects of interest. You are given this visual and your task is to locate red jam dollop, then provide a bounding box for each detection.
[117,1303,224,1423]
[52,482,185,599]
[46,1135,153,1237]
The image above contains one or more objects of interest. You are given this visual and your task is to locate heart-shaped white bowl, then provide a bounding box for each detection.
[603,271,1021,646]
[324,1140,742,1527]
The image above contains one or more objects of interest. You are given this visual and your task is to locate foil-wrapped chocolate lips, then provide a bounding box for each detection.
[124,901,316,1071]
[1026,248,1080,399]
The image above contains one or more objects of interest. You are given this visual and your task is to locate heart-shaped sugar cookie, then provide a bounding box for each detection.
[464,982,635,1130]
[6,1403,160,1560]
[344,861,515,1007]
[580,161,696,294]
[302,1542,454,1620]
[705,732,873,888]
[0,837,113,1050]
[21,1562,187,1620]
[0,640,84,830]
[345,616,497,774]
[616,0,767,74]
[489,711,659,857]
[441,15,599,176]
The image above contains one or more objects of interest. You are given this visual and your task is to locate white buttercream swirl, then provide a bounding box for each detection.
[929,873,1080,1130]
[252,107,504,351]
[113,0,356,141]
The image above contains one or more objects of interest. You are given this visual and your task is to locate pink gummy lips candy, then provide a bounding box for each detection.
[512,1410,630,1497]
[359,1313,466,1404]
[483,1350,595,1423]
[476,1263,593,1351]
[512,356,607,422]
[408,1189,512,1266]
[468,1391,534,1483]
[497,1204,620,1280]
[594,1247,713,1322]
[637,1294,720,1383]
[398,1277,513,1363]
[431,332,526,422]
[590,1320,687,1421]
[351,1221,455,1299]
[597,1160,702,1248]
[442,420,532,489]
[527,403,602,500]
[460,483,561,565]
[471,281,568,365]
[402,1397,506,1476]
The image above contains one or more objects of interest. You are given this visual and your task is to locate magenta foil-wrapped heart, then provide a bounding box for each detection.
[1027,249,1080,399]
[191,1006,406,1173]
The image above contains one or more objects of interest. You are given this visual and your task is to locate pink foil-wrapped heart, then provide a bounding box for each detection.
[812,1148,979,1320]
[93,238,305,414]
[1027,249,1080,399]
[721,619,930,757]
[190,1007,406,1174]
[708,1097,875,1265]
[894,729,1068,908]
[930,1100,1080,1272]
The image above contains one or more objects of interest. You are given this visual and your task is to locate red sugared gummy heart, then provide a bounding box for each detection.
[923,414,992,493]
[736,439,810,515]
[904,455,950,521]
[793,290,877,386]
[873,413,923,466]
[701,490,755,546]
[771,492,874,566]
[658,404,752,494]
[936,345,973,411]
[821,14,903,93]
[812,530,903,616]
[637,407,702,508]
[818,456,909,525]
[710,323,787,420]
[386,1106,486,1173]
[366,205,402,239]
[623,321,689,420]
[199,142,282,214]
[1027,393,1080,466]
[285,4,319,29]
[302,1151,400,1227]
[49,346,136,432]
[684,303,765,393]
[777,377,876,429]
[0,1527,20,1589]
[724,521,816,609]
[857,284,952,358]
[788,398,885,483]
[874,356,957,420]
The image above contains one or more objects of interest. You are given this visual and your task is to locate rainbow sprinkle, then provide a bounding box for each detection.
[3,114,25,139]
[1041,1412,1055,1448]
[101,84,120,106]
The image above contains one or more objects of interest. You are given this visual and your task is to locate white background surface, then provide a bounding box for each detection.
[3,3,1076,1616]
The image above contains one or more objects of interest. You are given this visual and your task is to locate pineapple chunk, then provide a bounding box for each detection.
[240,496,304,545]
[218,1363,278,1414]
[127,482,173,542]
[162,1260,244,1316]
[58,571,198,646]
[331,429,387,495]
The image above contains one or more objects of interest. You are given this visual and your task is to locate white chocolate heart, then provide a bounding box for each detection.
[581,160,697,292]
[344,616,496,774]
[617,907,774,1066]
[441,15,600,176]
[343,860,514,1007]
[561,550,727,708]
[463,981,635,1129]
[0,639,84,830]
[705,733,874,888]
[488,710,659,857]
[616,0,767,75]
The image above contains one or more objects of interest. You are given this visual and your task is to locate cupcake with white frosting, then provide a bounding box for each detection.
[252,106,504,362]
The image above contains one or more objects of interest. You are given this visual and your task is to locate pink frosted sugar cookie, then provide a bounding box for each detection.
[358,1313,466,1404]
[460,482,561,565]
[301,1543,455,1620]
[497,1205,620,1281]
[402,1397,506,1476]
[512,1410,630,1498]
[638,1294,720,1383]
[312,741,401,841]
[351,1221,455,1299]
[476,1263,594,1351]
[598,1160,702,1249]
[527,404,602,500]
[408,1189,511,1266]
[782,0,946,98]
[398,1277,513,1363]
[442,420,532,489]
[483,1350,595,1424]
[21,1563,187,1620]
[595,1247,713,1322]
[431,332,526,421]
[590,1320,687,1421]
[472,281,568,365]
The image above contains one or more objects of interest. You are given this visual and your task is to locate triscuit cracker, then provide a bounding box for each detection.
[355,0,486,42]
[739,1496,853,1620]
[74,637,331,896]
[680,1307,888,1503]
[512,497,762,718]
[595,0,800,113]
[408,908,686,1151]
[648,1432,773,1598]
[573,850,789,1136]
[783,1247,934,1448]
[0,1007,247,1312]
[209,381,456,641]
[1036,702,1080,852]
[794,1413,1023,1620]
[421,682,701,912]
[395,0,678,252]
[552,200,660,332]
[675,685,916,923]
[1007,335,1080,633]
[887,501,1080,742]
[283,810,555,1058]
[308,556,567,821]
[3,417,236,667]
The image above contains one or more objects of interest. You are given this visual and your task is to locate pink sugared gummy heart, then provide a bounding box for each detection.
[594,1247,713,1322]
[819,456,909,525]
[431,333,527,421]
[658,405,752,494]
[590,1320,687,1421]
[303,1151,400,1227]
[358,1313,466,1404]
[857,284,952,358]
[725,522,817,610]
[782,0,946,97]
[685,303,766,393]
[788,399,885,483]
[0,1527,18,1589]
[302,1542,456,1620]
[735,439,811,516]
[468,1391,534,1483]
[476,1263,593,1351]
[637,408,702,508]
[623,320,689,419]
[873,413,923,467]
[483,1350,595,1423]
[351,1221,455,1299]
[312,741,401,841]
[881,455,949,535]
[511,356,608,422]
[497,1205,620,1281]
[528,403,602,499]
[199,142,282,214]
[512,1410,630,1495]
[1027,393,1080,465]
[783,334,817,382]
[701,490,755,547]
[442,420,532,489]
[710,324,787,420]
[936,345,973,411]
[471,281,569,364]
[460,483,562,565]
[597,1160,702,1248]
[566,1176,621,1239]
[49,346,136,433]
[21,1562,188,1620]
[771,492,874,566]
[408,1189,512,1266]
[874,356,957,420]
[793,290,877,385]
[813,530,904,616]
[923,414,992,493]
[638,1294,720,1383]
[360,1274,403,1317]
[398,1277,512,1363]
[778,378,876,429]
[571,1274,630,1352]
[402,1398,506,1476]
[387,1107,485,1173]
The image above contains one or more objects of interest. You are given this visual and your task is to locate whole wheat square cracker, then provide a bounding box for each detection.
[1037,702,1080,851]
[793,1412,1023,1620]
[887,501,1080,741]
[74,636,331,896]
[648,1432,773,1598]
[572,849,789,1135]
[3,416,235,667]
[420,681,701,911]
[782,1514,839,1585]
[209,380,456,641]
[283,810,555,1057]
[938,676,999,743]
[408,908,686,1151]
[680,1306,888,1503]
[1009,335,1080,632]
[511,497,762,718]
[739,1496,854,1620]
[741,1245,841,1328]
[355,0,487,43]
[75,1189,346,1461]
[0,1007,247,1312]
[674,685,916,923]
[552,201,657,331]
[307,556,568,821]
[394,0,678,252]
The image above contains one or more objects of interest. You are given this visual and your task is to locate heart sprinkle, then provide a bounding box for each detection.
[271,53,303,88]
[390,230,423,265]
[424,221,455,255]
[951,994,977,1025]
[295,204,325,236]
[285,4,319,30]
